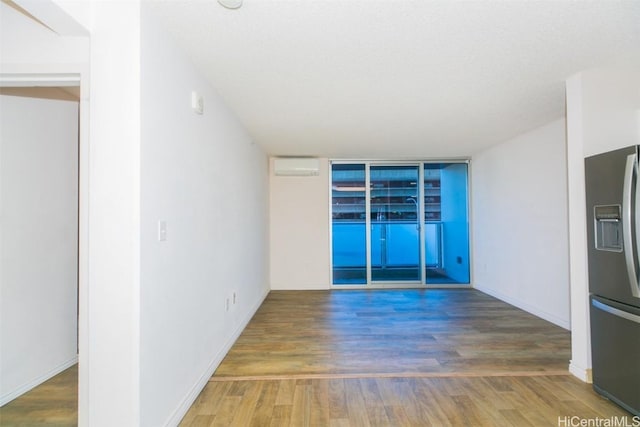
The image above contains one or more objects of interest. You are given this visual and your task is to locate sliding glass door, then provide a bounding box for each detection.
[370,165,421,282]
[331,164,367,284]
[331,161,470,286]
[424,163,470,284]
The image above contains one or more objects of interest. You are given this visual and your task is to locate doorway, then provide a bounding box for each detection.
[331,161,470,287]
[0,82,81,415]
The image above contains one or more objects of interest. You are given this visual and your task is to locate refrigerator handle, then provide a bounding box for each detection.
[593,299,640,324]
[622,153,640,298]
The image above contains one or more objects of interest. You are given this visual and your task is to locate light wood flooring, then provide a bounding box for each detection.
[214,289,571,378]
[180,374,631,426]
[183,289,632,426]
[0,363,77,427]
[1,289,633,426]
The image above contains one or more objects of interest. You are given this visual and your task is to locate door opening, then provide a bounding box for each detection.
[0,78,82,418]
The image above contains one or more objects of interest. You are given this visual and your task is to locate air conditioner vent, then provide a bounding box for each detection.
[273,158,320,176]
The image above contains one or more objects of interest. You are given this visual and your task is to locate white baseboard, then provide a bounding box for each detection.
[163,287,269,427]
[0,355,78,406]
[270,282,330,290]
[474,284,571,330]
[569,361,592,383]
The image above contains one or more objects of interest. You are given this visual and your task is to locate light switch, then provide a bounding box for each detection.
[158,220,167,242]
[191,91,204,115]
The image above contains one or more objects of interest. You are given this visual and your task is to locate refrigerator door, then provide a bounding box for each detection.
[590,296,640,416]
[586,145,640,307]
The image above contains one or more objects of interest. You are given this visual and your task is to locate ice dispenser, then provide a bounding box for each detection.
[594,205,622,252]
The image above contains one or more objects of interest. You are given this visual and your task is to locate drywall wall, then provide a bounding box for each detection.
[565,67,640,381]
[472,118,570,328]
[87,2,142,425]
[578,69,640,158]
[139,8,269,427]
[4,2,269,423]
[0,0,88,71]
[0,94,78,405]
[269,157,331,289]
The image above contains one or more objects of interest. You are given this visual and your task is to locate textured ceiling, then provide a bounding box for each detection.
[148,0,640,158]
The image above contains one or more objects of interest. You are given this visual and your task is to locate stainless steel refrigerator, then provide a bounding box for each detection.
[585,145,640,416]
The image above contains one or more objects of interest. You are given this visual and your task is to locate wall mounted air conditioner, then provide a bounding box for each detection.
[273,157,320,176]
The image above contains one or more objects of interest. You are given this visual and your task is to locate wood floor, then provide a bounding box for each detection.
[214,289,571,378]
[180,375,631,427]
[183,289,631,426]
[0,364,77,427]
[1,289,633,426]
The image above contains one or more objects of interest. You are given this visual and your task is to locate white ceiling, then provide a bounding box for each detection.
[149,0,640,159]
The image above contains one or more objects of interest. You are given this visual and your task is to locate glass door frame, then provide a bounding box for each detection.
[331,160,424,287]
[367,163,424,285]
[329,159,471,289]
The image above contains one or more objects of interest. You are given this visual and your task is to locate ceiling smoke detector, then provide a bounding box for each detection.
[218,0,242,9]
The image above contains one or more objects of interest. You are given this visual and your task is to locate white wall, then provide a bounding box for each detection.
[3,2,269,424]
[472,118,570,328]
[0,1,88,73]
[578,69,640,157]
[87,2,143,425]
[565,67,640,381]
[0,94,78,405]
[270,158,331,290]
[139,8,269,427]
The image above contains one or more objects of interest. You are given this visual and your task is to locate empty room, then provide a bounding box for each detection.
[1,1,640,426]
